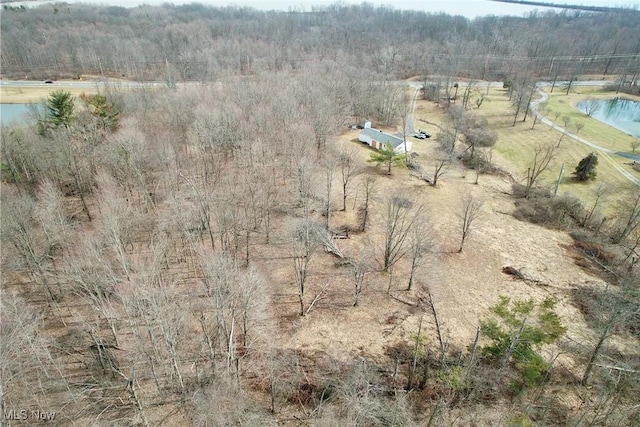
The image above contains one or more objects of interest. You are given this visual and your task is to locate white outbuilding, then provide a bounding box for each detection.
[358,128,412,153]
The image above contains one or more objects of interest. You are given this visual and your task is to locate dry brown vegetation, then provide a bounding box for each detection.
[2,4,640,426]
[2,73,638,426]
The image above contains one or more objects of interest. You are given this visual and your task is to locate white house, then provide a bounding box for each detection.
[358,127,412,153]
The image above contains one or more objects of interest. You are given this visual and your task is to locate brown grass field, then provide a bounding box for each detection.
[281,85,632,393]
[275,86,638,422]
[1,83,100,104]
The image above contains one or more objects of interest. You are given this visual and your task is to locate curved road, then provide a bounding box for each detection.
[408,79,639,187]
[531,88,640,186]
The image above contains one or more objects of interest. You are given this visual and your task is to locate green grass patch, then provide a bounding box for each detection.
[410,87,638,212]
[543,89,639,153]
[478,88,639,211]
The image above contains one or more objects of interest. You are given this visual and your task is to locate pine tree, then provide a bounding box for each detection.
[368,144,407,175]
[80,93,120,132]
[480,296,566,387]
[38,90,75,134]
[46,90,75,127]
[574,152,598,181]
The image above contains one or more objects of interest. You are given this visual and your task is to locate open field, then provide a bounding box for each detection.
[312,93,615,350]
[0,83,100,103]
[294,125,603,360]
[462,86,640,209]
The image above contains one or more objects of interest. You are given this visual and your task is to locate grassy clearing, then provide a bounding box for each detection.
[543,88,639,153]
[415,87,639,211]
[1,85,99,104]
[538,88,640,207]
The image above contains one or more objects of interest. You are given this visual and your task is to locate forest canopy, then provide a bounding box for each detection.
[1,2,639,81]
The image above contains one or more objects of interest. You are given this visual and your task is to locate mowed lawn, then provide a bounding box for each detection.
[472,86,640,209]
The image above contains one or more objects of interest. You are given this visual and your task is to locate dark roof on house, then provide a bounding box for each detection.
[360,128,404,148]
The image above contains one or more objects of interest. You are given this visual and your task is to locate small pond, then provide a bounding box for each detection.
[1,103,38,126]
[576,98,640,138]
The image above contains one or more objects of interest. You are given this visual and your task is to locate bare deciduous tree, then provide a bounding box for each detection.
[191,376,277,426]
[382,194,423,272]
[431,157,450,187]
[531,103,547,130]
[35,179,71,264]
[297,158,320,219]
[64,234,123,345]
[581,276,638,386]
[523,143,558,198]
[1,189,58,302]
[336,359,413,425]
[0,293,55,422]
[510,76,536,125]
[437,129,457,158]
[339,147,359,211]
[104,126,159,211]
[611,192,640,244]
[445,105,468,145]
[462,115,497,160]
[357,174,377,232]
[290,218,326,316]
[557,115,572,146]
[324,159,335,229]
[398,89,413,164]
[407,219,432,291]
[349,245,373,307]
[457,194,483,252]
[582,183,608,228]
[95,172,136,280]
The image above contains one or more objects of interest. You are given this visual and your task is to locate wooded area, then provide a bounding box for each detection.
[1,3,640,87]
[1,3,639,426]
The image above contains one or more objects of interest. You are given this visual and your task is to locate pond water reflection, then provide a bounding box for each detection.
[576,98,640,138]
[1,103,36,126]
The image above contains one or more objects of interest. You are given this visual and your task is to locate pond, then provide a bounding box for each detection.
[1,103,37,126]
[576,98,640,138]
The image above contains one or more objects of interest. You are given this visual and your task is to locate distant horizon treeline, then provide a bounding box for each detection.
[1,2,639,82]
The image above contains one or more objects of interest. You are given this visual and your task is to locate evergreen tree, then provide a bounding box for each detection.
[38,90,75,134]
[480,296,566,387]
[574,152,598,181]
[368,144,407,175]
[46,90,75,127]
[80,93,120,132]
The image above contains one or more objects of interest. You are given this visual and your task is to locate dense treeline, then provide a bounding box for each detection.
[1,2,639,81]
